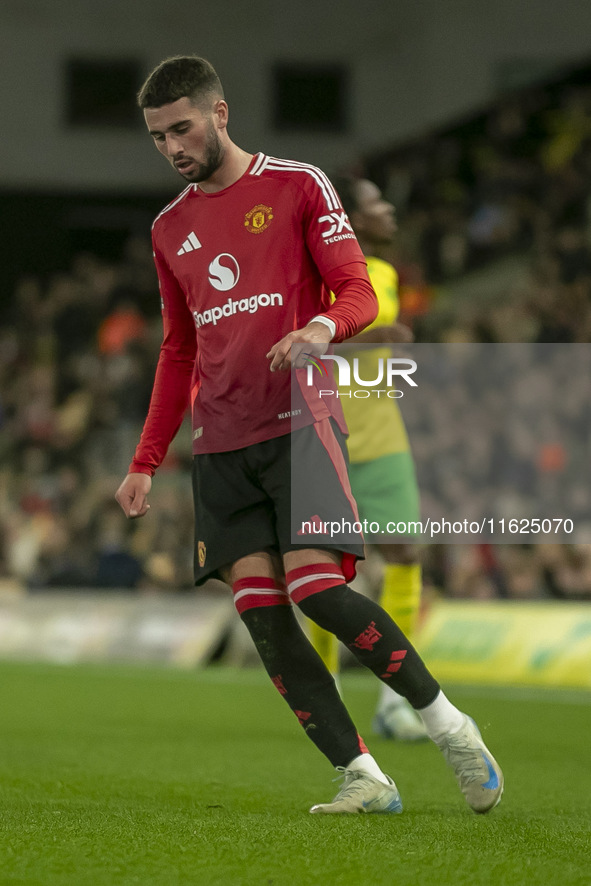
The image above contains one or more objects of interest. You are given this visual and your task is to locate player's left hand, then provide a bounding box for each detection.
[266,321,332,371]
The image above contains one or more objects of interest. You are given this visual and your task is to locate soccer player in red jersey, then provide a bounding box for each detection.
[115,56,503,814]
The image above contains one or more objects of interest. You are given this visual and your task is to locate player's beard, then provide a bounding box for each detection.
[179,121,225,183]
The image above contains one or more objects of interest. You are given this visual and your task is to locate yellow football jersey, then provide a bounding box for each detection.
[341,256,410,463]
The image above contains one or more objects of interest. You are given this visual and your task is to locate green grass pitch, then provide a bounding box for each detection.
[0,662,589,886]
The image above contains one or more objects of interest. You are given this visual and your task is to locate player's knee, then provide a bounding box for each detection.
[231,576,291,616]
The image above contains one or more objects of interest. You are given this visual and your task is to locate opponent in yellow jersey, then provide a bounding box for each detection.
[343,258,410,462]
[309,177,427,741]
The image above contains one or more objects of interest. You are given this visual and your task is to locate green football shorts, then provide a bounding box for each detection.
[348,450,421,539]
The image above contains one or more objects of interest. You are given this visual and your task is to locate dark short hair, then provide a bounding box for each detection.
[137,55,224,109]
[331,174,360,217]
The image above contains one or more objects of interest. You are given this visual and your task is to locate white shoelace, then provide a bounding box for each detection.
[331,767,372,799]
[442,736,486,783]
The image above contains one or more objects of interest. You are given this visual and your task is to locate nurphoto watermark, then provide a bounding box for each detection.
[290,343,590,544]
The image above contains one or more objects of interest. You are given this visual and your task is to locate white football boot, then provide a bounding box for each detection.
[310,768,403,814]
[435,715,504,813]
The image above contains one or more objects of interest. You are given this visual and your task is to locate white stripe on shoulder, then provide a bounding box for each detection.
[259,156,340,212]
[249,152,268,176]
[152,184,194,228]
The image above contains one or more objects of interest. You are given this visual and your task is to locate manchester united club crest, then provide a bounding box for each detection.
[351,621,382,652]
[198,541,206,568]
[244,204,273,234]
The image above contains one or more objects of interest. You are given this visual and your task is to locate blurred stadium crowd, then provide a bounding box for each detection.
[0,70,590,600]
[370,75,591,344]
[0,242,195,592]
[399,342,591,536]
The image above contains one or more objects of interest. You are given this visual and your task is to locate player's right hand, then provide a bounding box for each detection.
[115,472,152,519]
[266,321,333,372]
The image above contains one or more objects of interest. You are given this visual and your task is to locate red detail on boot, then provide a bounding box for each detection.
[351,621,383,651]
[380,649,408,679]
[272,675,287,696]
[295,710,312,726]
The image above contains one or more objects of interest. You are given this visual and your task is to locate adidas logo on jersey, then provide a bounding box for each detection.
[177,232,202,255]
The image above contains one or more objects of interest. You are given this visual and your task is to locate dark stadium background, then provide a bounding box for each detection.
[1,0,590,601]
[1,4,590,884]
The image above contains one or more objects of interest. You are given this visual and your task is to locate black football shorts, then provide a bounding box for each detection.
[192,417,364,585]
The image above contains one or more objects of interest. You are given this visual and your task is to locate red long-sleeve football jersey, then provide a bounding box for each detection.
[130,153,377,474]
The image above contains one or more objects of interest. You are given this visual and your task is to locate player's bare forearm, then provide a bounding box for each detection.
[115,472,152,519]
[266,321,333,372]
